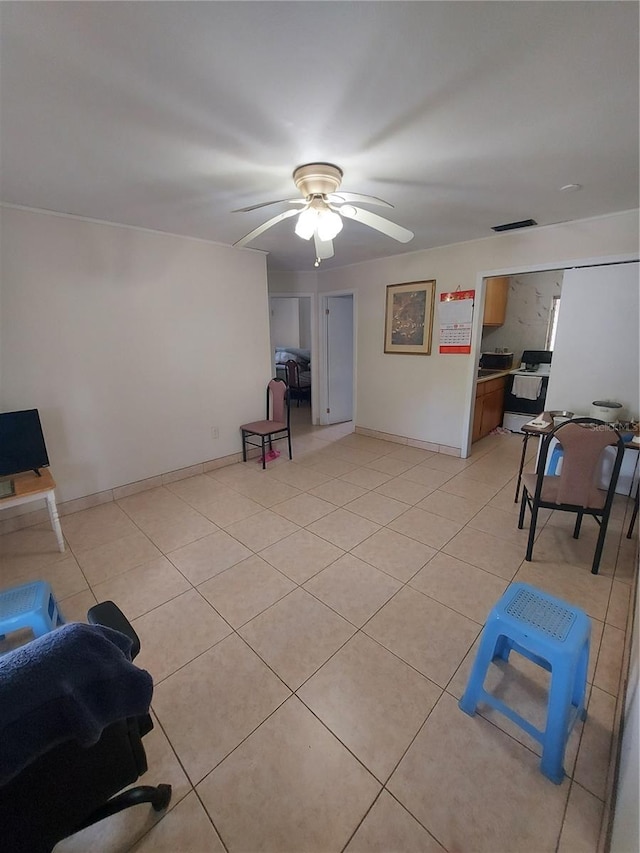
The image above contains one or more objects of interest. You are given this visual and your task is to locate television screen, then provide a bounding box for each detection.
[0,409,50,477]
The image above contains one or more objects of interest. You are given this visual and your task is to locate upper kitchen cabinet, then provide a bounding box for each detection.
[483,277,509,326]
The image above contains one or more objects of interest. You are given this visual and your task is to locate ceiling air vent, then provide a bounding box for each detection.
[492,219,538,232]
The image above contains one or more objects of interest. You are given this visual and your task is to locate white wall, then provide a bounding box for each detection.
[0,207,271,502]
[546,263,639,420]
[267,269,318,296]
[316,211,639,450]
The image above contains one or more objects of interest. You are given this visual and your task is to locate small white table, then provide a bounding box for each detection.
[0,469,65,552]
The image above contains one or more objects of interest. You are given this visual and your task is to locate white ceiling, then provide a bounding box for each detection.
[1,2,638,272]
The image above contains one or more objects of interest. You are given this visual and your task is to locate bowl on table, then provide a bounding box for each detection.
[548,410,574,425]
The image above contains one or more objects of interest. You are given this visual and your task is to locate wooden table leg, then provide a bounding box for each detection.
[46,491,65,552]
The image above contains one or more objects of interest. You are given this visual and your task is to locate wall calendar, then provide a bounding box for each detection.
[438,289,475,354]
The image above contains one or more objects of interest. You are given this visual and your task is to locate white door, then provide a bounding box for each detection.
[269,298,300,350]
[546,262,639,417]
[326,295,354,424]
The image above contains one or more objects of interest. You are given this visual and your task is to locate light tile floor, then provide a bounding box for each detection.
[1,407,637,853]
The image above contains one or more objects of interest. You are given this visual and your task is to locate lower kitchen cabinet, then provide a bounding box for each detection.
[473,376,506,442]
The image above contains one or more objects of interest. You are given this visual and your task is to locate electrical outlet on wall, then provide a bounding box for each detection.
[211,426,219,440]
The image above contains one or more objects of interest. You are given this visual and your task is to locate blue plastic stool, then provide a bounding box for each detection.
[547,444,564,475]
[0,581,65,650]
[459,582,590,784]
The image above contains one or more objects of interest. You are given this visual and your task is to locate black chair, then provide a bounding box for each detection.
[0,601,171,853]
[518,418,626,574]
[240,377,292,469]
[284,359,311,407]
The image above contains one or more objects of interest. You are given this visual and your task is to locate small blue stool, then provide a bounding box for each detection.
[459,582,590,784]
[547,444,564,475]
[0,581,65,650]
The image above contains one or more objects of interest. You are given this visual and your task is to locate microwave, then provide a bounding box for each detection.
[480,352,514,370]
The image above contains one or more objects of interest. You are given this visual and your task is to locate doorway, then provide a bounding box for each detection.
[268,294,314,425]
[321,293,355,425]
[479,270,564,373]
[470,270,564,445]
[464,254,638,456]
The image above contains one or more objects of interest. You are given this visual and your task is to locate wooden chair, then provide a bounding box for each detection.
[240,378,292,469]
[518,418,626,574]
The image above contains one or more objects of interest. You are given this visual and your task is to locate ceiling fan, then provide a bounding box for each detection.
[232,163,414,266]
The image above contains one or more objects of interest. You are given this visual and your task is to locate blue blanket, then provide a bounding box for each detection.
[0,622,153,785]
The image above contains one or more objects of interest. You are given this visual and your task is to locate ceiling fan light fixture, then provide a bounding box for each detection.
[294,208,317,240]
[235,162,411,263]
[316,209,343,242]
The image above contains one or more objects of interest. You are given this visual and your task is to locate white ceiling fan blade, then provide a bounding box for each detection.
[327,192,393,208]
[233,207,301,247]
[314,232,334,260]
[232,198,305,213]
[339,206,414,243]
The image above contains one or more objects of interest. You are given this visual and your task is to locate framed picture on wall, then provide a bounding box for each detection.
[384,280,436,354]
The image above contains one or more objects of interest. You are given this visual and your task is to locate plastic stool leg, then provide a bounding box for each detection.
[51,596,64,627]
[459,622,501,715]
[572,640,589,721]
[540,660,574,784]
[29,610,55,638]
[493,634,513,662]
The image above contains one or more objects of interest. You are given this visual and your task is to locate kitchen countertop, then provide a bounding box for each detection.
[476,369,514,383]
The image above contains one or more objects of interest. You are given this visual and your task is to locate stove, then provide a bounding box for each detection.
[512,363,552,377]
[503,350,553,431]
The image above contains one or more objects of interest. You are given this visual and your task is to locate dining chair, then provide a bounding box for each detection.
[518,418,626,574]
[240,378,292,469]
[284,359,311,407]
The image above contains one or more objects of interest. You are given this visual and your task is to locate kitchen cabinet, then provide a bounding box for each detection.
[483,276,509,326]
[473,375,506,442]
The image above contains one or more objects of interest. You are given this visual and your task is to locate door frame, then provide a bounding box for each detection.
[462,251,639,457]
[319,289,357,426]
[268,292,318,423]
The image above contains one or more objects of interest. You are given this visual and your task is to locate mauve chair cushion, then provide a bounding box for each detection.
[521,473,607,510]
[240,420,287,435]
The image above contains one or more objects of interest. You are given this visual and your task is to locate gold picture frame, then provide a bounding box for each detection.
[384,280,436,354]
